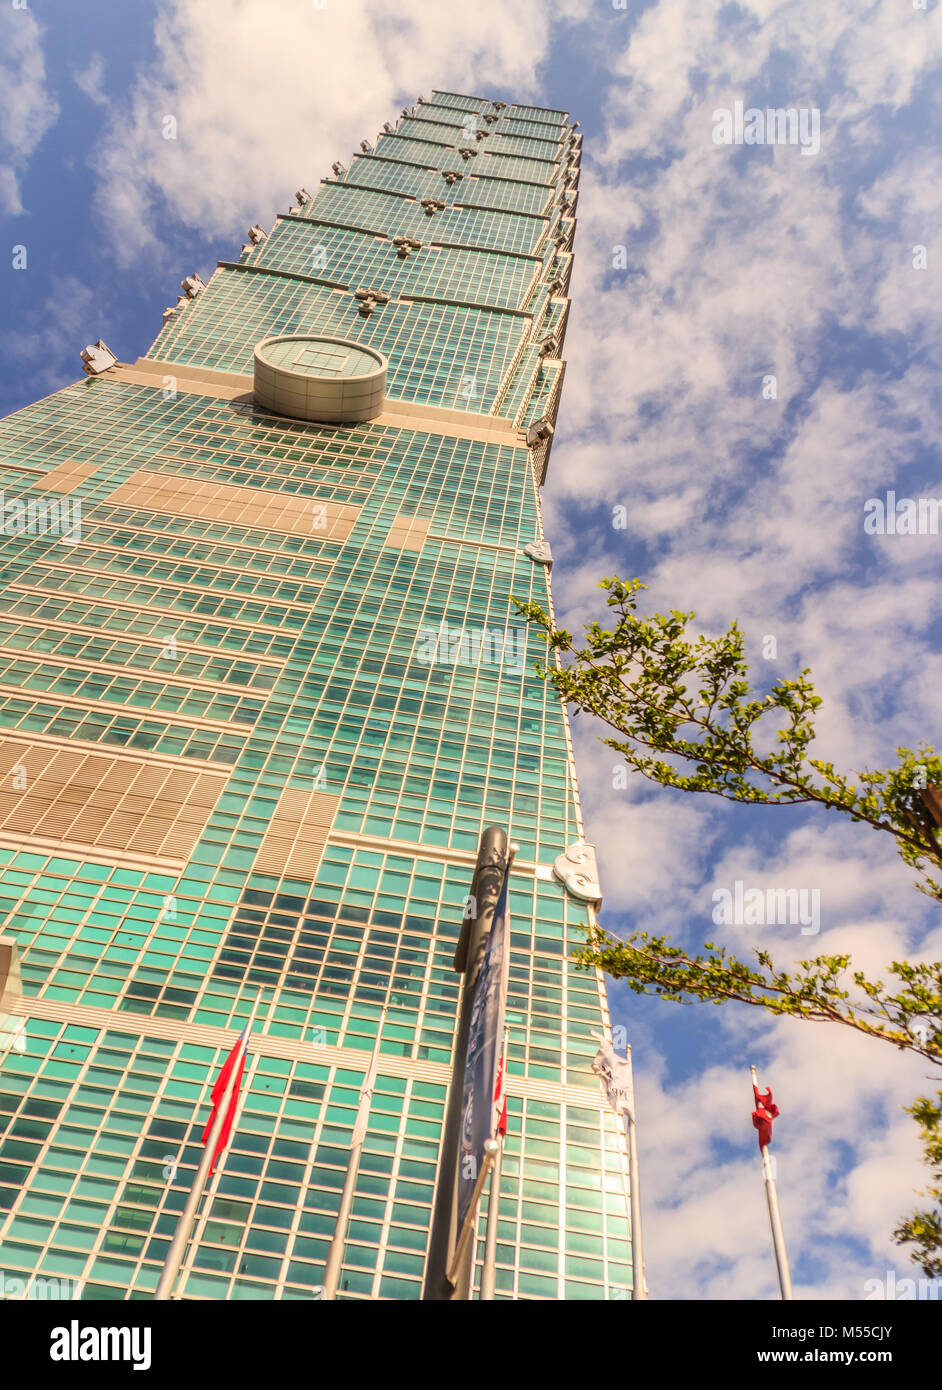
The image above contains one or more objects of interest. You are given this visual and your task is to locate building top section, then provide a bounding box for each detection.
[428,90,571,125]
[140,91,578,479]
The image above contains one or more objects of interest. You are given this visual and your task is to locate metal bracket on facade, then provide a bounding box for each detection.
[80,340,117,376]
[525,417,554,448]
[392,236,422,259]
[552,841,603,906]
[523,539,553,566]
[353,287,390,317]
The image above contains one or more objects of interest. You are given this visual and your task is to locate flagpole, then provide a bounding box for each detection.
[591,1029,647,1299]
[480,1026,509,1301]
[624,1046,647,1300]
[322,1008,386,1300]
[751,1065,793,1301]
[446,1141,497,1285]
[154,994,261,1301]
[177,994,269,1291]
[479,1142,502,1300]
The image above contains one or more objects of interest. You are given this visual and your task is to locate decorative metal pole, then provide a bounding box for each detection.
[424,828,510,1300]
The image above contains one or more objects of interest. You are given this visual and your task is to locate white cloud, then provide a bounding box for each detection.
[73,52,108,107]
[543,0,942,1302]
[544,0,942,806]
[0,274,98,398]
[616,816,940,1298]
[634,1013,932,1300]
[91,0,591,266]
[0,8,59,214]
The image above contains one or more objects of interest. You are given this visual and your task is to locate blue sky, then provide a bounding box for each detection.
[3,0,942,1300]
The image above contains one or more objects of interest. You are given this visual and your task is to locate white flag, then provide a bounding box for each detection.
[592,1037,635,1122]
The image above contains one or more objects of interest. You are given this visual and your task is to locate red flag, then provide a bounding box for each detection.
[201,1032,246,1174]
[494,1051,508,1138]
[752,1084,779,1150]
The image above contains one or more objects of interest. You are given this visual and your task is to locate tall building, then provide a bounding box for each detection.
[0,90,633,1301]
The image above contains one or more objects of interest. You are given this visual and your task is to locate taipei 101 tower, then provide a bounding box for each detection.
[0,91,636,1302]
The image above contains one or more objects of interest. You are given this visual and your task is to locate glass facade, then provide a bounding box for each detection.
[0,90,632,1300]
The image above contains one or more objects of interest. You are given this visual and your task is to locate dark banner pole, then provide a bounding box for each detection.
[423,825,508,1300]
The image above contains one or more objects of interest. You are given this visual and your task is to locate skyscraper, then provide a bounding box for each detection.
[0,90,634,1300]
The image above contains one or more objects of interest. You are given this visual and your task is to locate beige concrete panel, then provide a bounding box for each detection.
[0,736,227,866]
[254,787,339,880]
[108,469,359,541]
[384,514,430,552]
[32,460,99,493]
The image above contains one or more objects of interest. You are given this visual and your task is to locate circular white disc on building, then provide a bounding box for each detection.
[253,335,387,423]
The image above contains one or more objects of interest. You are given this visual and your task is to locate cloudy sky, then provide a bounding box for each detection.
[2,0,941,1301]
